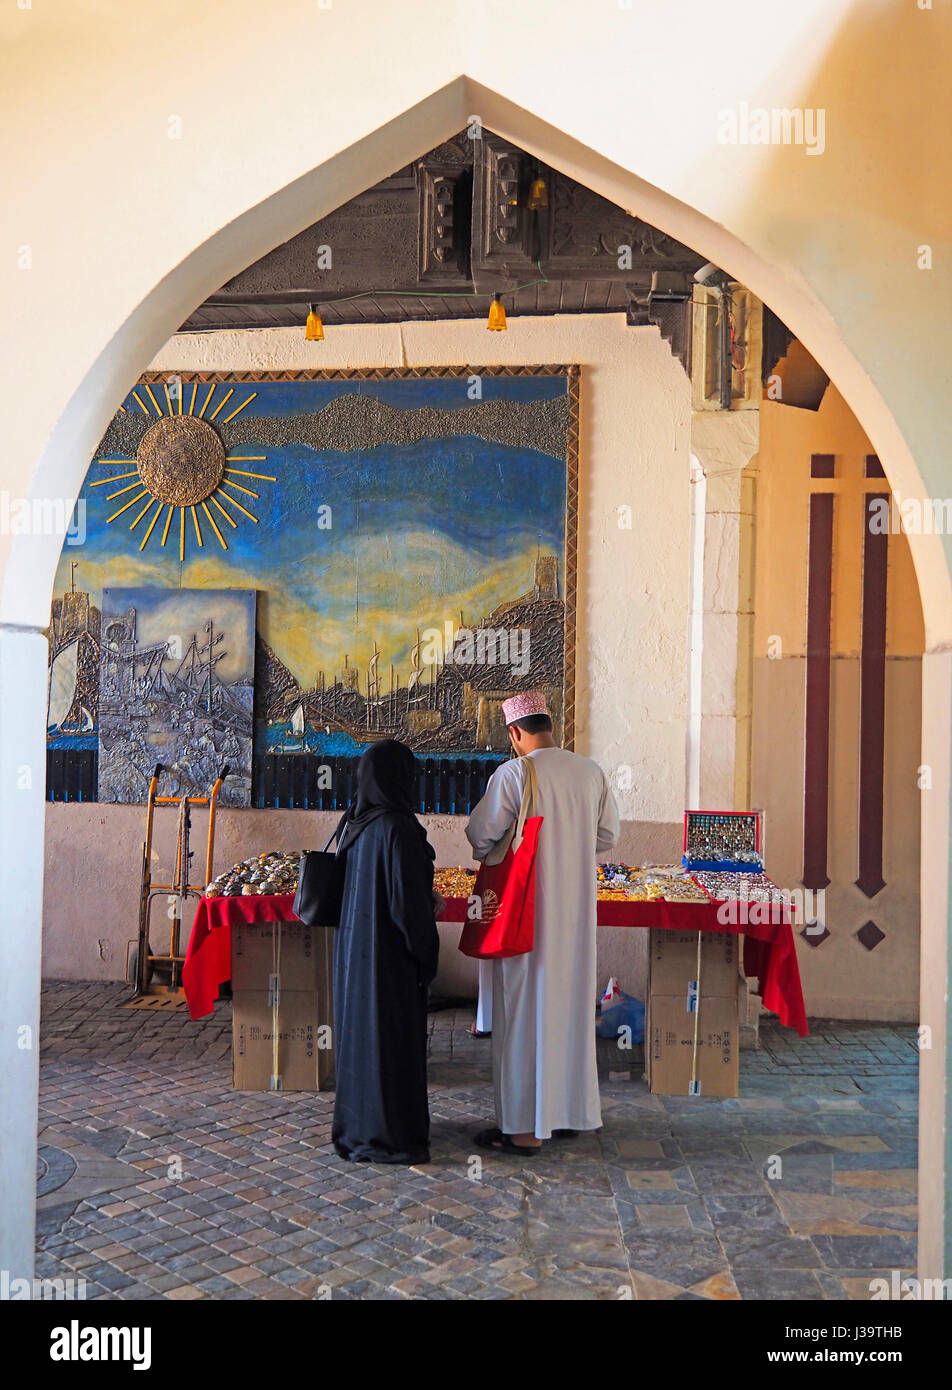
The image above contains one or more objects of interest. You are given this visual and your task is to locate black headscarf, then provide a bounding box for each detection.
[335,739,431,855]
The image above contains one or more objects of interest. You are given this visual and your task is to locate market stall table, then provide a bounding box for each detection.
[184,876,807,1036]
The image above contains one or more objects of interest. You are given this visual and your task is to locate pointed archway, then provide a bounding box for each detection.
[3,77,949,1283]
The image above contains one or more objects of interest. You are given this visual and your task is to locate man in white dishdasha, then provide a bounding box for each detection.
[466,691,620,1153]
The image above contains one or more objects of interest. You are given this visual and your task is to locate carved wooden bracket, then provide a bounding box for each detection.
[417,162,470,283]
[470,135,539,289]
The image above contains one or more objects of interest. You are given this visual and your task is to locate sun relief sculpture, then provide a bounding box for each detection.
[92,382,275,560]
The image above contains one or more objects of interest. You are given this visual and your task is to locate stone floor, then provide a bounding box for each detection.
[34,981,919,1300]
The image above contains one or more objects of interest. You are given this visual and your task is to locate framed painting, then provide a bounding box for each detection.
[49,366,578,797]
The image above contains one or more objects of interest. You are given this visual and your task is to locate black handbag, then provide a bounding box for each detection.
[293,825,347,927]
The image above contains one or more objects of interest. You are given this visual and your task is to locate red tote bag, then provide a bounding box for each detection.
[458,756,542,960]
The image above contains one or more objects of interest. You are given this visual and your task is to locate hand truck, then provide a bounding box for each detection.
[126,762,229,1007]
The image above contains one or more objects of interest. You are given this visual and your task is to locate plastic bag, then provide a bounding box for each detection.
[595,975,645,1044]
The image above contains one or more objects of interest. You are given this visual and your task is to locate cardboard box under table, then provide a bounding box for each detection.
[647,929,739,1097]
[231,918,335,1092]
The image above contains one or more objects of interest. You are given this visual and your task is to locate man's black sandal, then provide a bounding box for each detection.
[475,1126,541,1156]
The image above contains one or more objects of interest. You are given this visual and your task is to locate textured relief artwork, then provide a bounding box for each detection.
[97,588,255,806]
[49,368,577,790]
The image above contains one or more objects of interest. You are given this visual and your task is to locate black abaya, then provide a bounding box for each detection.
[331,746,439,1164]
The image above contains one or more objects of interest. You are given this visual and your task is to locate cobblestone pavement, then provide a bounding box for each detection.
[35,982,918,1301]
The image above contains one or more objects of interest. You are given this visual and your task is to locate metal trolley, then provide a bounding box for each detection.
[126,761,229,1006]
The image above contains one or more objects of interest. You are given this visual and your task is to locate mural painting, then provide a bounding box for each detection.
[48,368,578,805]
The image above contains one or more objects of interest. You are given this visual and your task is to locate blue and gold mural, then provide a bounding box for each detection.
[48,368,578,800]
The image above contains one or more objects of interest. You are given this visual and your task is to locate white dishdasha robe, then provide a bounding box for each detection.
[465,747,620,1138]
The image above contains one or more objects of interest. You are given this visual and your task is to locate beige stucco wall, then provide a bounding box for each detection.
[752,386,925,1019]
[42,313,690,999]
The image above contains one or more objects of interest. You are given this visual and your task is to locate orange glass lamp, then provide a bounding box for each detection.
[487,294,507,331]
[527,177,548,211]
[305,304,325,341]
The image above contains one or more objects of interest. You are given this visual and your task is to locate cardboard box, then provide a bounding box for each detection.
[648,928,739,999]
[231,919,335,1091]
[646,993,739,1097]
[233,988,335,1091]
[231,919,333,995]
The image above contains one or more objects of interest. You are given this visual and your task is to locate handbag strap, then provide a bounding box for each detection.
[511,755,538,853]
[325,812,349,856]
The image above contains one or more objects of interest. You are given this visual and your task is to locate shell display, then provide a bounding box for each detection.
[205,850,304,899]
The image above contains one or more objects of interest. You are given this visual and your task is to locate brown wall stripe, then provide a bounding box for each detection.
[803,493,834,890]
[856,493,889,897]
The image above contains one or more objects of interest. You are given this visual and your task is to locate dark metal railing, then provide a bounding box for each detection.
[251,753,506,814]
[46,748,98,802]
[46,749,505,815]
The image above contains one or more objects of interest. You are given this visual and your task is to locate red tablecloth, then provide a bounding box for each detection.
[439,893,807,1035]
[183,888,808,1036]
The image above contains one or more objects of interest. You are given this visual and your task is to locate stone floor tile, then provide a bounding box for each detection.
[33,986,920,1301]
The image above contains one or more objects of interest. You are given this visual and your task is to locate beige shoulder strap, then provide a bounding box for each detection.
[511,755,538,853]
[482,756,538,865]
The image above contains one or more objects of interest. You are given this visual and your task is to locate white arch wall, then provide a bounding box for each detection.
[3,1,952,1281]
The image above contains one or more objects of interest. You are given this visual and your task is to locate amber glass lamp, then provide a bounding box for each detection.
[305,304,325,341]
[487,294,508,331]
[527,177,548,211]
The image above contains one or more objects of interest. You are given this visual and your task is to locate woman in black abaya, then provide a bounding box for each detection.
[331,739,439,1164]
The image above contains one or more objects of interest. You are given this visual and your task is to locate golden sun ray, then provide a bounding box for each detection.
[191,505,203,547]
[132,391,150,414]
[139,500,163,551]
[107,489,149,523]
[201,501,228,549]
[188,383,197,415]
[212,487,257,523]
[163,383,173,416]
[129,496,155,530]
[144,385,163,416]
[226,456,267,461]
[220,479,259,499]
[160,505,174,546]
[209,388,234,421]
[106,481,145,501]
[179,507,185,563]
[91,471,139,487]
[198,384,216,418]
[224,467,277,481]
[208,493,239,528]
[221,392,256,423]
